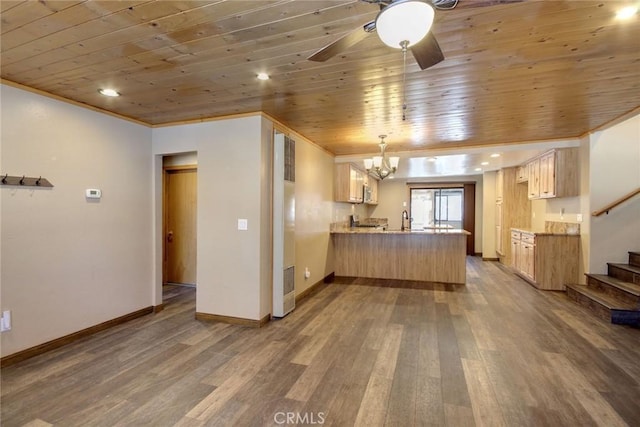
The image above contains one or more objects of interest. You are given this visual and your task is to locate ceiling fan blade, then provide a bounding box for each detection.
[308,23,373,62]
[410,32,444,70]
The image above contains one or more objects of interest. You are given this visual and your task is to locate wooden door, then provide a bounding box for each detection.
[164,167,197,285]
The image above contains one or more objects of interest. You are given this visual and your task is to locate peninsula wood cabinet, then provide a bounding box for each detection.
[335,163,364,203]
[510,229,579,290]
[526,148,578,200]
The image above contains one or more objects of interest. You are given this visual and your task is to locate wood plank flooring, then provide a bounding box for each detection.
[2,258,639,426]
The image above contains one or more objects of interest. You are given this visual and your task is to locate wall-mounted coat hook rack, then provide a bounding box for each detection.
[0,174,54,188]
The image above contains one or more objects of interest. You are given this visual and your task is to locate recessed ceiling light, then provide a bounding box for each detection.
[490,153,500,158]
[481,161,489,166]
[257,73,270,81]
[616,5,638,20]
[474,167,482,172]
[427,157,437,162]
[98,88,120,97]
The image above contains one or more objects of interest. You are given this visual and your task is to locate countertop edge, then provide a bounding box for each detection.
[331,229,472,236]
[510,227,580,237]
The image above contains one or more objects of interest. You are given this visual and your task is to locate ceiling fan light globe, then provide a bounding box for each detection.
[375,0,435,49]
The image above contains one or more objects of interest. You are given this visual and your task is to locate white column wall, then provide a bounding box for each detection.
[588,114,640,273]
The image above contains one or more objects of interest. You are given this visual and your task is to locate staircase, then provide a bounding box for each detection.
[566,251,640,327]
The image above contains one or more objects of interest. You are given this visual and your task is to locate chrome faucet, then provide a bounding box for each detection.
[401,210,409,231]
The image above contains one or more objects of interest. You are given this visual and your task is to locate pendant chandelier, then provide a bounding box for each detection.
[364,135,400,180]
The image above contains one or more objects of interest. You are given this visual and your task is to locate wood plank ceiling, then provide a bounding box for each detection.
[1,0,639,156]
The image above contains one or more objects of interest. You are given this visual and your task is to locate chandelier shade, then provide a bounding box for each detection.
[375,0,435,49]
[364,135,399,180]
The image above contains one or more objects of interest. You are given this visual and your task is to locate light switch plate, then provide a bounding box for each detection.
[577,214,583,222]
[85,189,101,199]
[238,219,248,230]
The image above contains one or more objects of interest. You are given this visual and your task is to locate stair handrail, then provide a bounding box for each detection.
[592,187,640,217]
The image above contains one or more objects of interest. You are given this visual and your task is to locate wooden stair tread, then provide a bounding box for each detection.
[608,263,640,275]
[586,273,640,297]
[566,284,638,311]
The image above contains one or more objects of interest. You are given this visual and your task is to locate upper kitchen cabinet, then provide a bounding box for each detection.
[527,148,579,200]
[335,163,364,203]
[364,175,379,205]
[516,164,528,183]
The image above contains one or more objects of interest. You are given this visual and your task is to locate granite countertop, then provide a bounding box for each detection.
[331,228,471,235]
[510,227,580,236]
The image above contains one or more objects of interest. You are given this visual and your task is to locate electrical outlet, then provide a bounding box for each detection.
[577,214,583,222]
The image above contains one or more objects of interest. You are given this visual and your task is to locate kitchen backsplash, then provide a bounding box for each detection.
[359,217,388,226]
[545,221,580,235]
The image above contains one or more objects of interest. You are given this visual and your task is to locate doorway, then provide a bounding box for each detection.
[163,163,197,297]
[410,183,476,255]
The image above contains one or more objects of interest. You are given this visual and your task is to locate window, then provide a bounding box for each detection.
[410,187,464,230]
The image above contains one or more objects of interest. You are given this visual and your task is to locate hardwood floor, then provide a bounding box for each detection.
[2,258,639,426]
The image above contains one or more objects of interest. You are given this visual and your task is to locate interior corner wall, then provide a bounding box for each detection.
[0,84,153,357]
[152,116,266,321]
[588,113,640,274]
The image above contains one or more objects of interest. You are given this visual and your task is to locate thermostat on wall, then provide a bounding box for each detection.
[85,189,102,199]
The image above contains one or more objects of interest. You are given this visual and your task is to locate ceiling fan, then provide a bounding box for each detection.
[308,0,517,70]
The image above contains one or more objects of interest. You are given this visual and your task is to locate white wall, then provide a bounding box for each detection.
[578,137,591,282]
[588,113,640,273]
[152,116,270,321]
[1,84,153,357]
[153,118,337,318]
[289,131,335,294]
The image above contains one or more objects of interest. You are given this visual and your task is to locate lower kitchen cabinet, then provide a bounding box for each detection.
[510,229,579,290]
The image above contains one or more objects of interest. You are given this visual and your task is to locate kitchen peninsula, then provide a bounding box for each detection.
[331,228,471,284]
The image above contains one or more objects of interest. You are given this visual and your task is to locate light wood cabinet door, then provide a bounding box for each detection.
[516,165,528,183]
[496,169,504,201]
[539,151,556,198]
[511,236,521,270]
[527,158,540,199]
[335,163,364,203]
[525,149,577,200]
[350,167,364,202]
[521,241,535,280]
[368,177,379,204]
[495,201,504,255]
